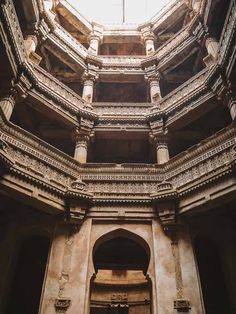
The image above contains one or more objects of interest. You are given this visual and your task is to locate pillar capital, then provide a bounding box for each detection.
[81,69,99,83]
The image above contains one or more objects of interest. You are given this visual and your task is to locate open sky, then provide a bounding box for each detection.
[68,0,172,24]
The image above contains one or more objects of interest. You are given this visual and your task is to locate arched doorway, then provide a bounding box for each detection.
[194,236,231,314]
[6,235,50,314]
[90,229,152,314]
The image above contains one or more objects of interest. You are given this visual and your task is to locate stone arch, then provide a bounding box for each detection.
[90,228,152,314]
[92,228,151,274]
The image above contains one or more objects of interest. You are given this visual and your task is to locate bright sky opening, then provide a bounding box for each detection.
[68,0,172,24]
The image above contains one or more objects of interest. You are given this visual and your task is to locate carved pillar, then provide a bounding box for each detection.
[44,0,56,20]
[24,35,37,55]
[191,0,201,13]
[82,78,94,103]
[150,119,169,164]
[0,94,15,120]
[74,135,89,164]
[88,35,100,55]
[142,26,155,56]
[155,139,170,165]
[203,36,219,65]
[24,35,41,64]
[171,232,191,313]
[145,66,162,103]
[144,36,155,56]
[72,118,94,164]
[228,98,236,120]
[149,76,162,103]
[82,69,98,103]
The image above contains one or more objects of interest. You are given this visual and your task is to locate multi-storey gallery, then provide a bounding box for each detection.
[0,0,236,313]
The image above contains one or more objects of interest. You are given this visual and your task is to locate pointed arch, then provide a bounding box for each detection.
[93,228,150,274]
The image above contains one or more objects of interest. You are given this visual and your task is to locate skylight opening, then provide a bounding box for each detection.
[68,0,172,25]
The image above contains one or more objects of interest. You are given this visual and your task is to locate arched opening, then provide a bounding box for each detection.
[6,235,50,314]
[90,229,152,314]
[194,236,231,314]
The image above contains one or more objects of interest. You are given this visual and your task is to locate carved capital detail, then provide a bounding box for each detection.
[54,298,71,314]
[174,299,191,312]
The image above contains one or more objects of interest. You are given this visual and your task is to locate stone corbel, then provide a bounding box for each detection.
[54,298,71,314]
[66,178,93,224]
[151,181,178,231]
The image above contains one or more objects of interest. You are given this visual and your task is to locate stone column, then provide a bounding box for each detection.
[24,35,38,56]
[74,135,89,164]
[0,94,15,120]
[82,78,94,103]
[156,139,169,165]
[142,26,155,56]
[149,76,162,103]
[144,36,155,56]
[88,35,100,55]
[205,36,219,59]
[203,36,219,65]
[44,0,56,20]
[24,34,42,64]
[40,219,93,314]
[192,0,201,13]
[227,98,236,120]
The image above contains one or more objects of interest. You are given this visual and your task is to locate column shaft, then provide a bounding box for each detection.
[88,37,100,55]
[228,99,236,120]
[24,35,37,56]
[150,79,161,102]
[145,38,155,56]
[205,37,219,60]
[82,79,94,103]
[74,139,88,164]
[156,142,169,164]
[0,94,15,120]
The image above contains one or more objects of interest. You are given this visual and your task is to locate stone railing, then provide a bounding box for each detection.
[100,56,143,67]
[151,0,183,30]
[93,102,152,116]
[166,127,236,190]
[154,27,190,61]
[0,112,235,204]
[34,65,85,111]
[0,123,78,193]
[155,66,211,111]
[54,23,88,59]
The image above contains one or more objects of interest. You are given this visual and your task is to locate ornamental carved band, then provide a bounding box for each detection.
[174,299,191,312]
[54,298,71,314]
